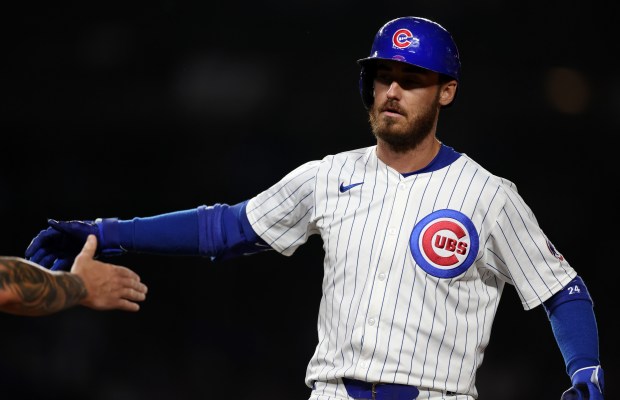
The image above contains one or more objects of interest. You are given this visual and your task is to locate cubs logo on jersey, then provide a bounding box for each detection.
[409,209,479,278]
[546,238,565,261]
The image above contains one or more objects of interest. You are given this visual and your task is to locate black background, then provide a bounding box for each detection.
[0,2,617,399]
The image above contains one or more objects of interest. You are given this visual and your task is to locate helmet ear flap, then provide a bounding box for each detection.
[359,63,376,110]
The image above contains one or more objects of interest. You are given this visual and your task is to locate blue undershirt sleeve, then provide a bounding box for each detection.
[542,276,600,376]
[117,208,200,255]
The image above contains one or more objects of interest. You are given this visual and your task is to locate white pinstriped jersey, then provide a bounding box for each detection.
[245,144,576,397]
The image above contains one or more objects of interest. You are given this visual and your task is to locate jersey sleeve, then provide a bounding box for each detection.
[484,183,577,310]
[245,160,321,256]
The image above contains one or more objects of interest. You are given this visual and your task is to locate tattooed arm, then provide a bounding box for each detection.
[0,256,86,315]
[0,235,147,316]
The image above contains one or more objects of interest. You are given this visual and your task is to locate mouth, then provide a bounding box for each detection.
[380,101,404,117]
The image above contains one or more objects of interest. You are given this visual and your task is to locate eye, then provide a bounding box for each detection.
[375,73,392,85]
[399,77,424,89]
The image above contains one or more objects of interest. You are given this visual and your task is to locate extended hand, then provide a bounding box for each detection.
[71,235,147,312]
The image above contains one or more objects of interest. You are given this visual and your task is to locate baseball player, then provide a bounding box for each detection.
[25,16,602,399]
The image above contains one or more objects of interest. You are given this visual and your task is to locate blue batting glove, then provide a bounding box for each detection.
[25,226,80,271]
[561,365,604,400]
[25,218,123,271]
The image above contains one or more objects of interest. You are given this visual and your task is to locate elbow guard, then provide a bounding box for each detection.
[197,200,271,261]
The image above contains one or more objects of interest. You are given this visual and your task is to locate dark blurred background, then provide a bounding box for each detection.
[0,1,618,399]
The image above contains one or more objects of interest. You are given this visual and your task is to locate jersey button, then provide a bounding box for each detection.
[378,273,386,281]
[398,183,406,191]
[368,318,376,326]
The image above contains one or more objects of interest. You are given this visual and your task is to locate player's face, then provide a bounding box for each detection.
[369,60,447,152]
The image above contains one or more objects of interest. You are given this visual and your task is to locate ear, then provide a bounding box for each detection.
[439,80,458,106]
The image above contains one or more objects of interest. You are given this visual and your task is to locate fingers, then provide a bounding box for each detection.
[116,273,148,311]
[28,249,61,270]
[25,227,77,269]
[27,247,51,265]
[114,299,142,312]
[25,229,56,259]
[49,219,96,237]
[114,267,148,296]
[24,231,45,258]
[47,219,63,230]
[47,219,70,234]
[121,285,148,303]
[103,289,148,312]
[51,258,74,271]
[113,265,141,280]
[89,263,148,312]
[79,234,98,259]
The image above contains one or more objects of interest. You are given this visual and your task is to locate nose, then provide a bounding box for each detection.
[386,81,402,100]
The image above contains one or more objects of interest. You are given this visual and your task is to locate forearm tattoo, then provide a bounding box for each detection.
[0,257,86,314]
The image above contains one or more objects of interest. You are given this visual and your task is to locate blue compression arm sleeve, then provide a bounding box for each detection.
[115,200,270,259]
[117,208,199,254]
[542,276,600,376]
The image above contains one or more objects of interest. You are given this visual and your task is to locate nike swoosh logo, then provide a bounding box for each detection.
[339,182,364,193]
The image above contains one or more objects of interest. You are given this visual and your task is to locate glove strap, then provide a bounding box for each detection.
[95,218,125,255]
[571,365,604,392]
[572,365,604,393]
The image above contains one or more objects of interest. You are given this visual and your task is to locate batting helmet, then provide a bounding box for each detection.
[357,16,461,109]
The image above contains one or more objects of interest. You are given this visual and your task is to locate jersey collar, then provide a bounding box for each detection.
[401,144,461,177]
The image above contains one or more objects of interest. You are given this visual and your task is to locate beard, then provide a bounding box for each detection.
[369,91,441,153]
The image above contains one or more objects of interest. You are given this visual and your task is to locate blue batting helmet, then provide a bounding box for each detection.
[357,16,461,109]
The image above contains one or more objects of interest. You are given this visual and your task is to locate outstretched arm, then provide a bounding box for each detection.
[543,276,604,399]
[26,200,272,270]
[0,235,147,316]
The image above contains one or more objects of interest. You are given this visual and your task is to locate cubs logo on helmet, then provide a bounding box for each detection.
[392,28,418,49]
[409,209,479,278]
